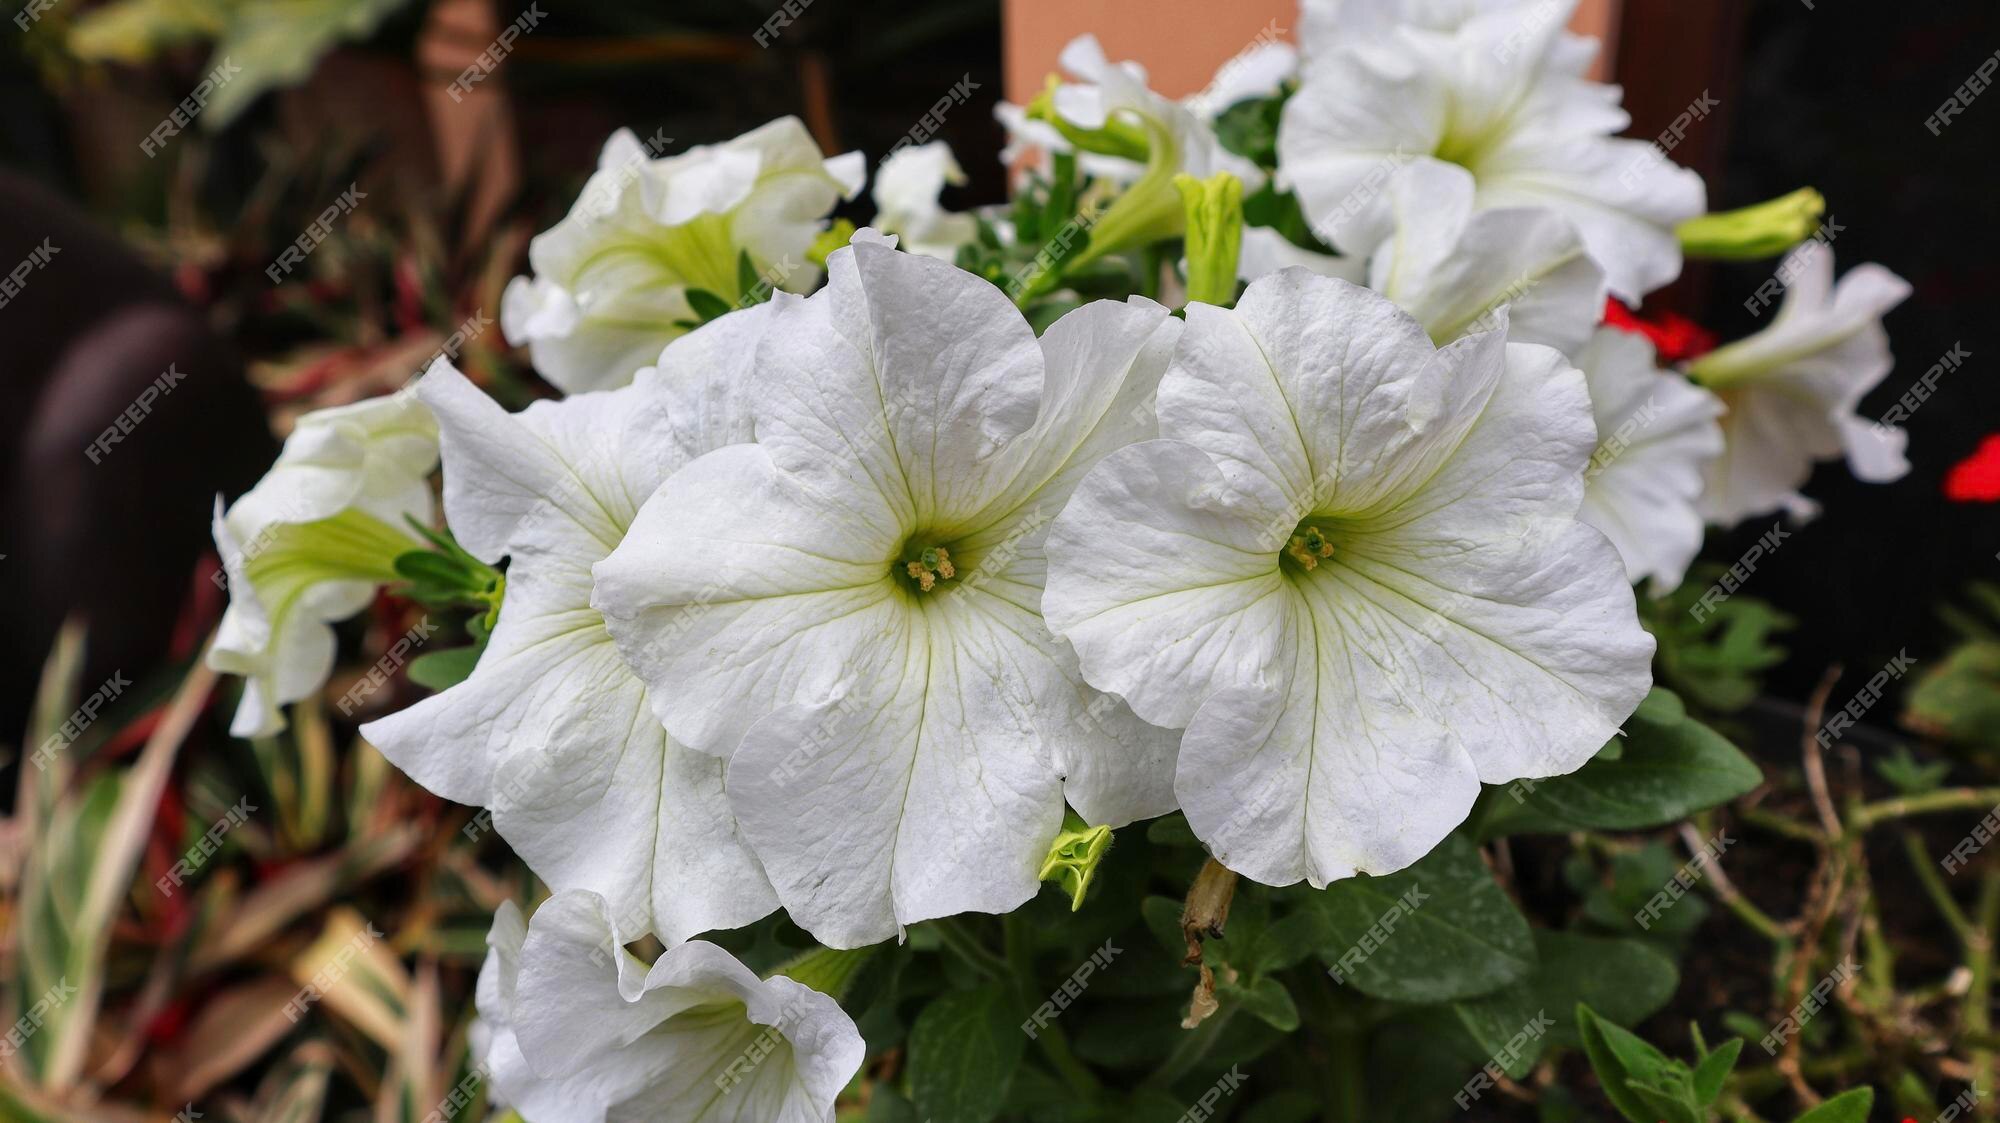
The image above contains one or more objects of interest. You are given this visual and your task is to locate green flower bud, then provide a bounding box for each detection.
[1174,171,1244,307]
[1677,187,1826,261]
[1037,811,1114,911]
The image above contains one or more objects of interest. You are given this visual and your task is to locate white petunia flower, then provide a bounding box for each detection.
[1571,327,1725,592]
[593,234,1183,947]
[362,310,789,946]
[1339,158,1607,355]
[1183,38,1298,122]
[995,35,1267,264]
[502,119,864,395]
[1300,0,1552,60]
[871,141,979,261]
[1691,246,1912,525]
[1043,269,1653,888]
[209,393,439,738]
[474,891,863,1123]
[1277,0,1705,301]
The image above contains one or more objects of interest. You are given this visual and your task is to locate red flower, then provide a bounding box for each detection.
[1945,435,2000,502]
[1603,298,1718,364]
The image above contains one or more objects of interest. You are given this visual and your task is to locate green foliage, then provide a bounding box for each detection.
[1645,577,1794,712]
[1575,1004,1741,1123]
[1481,688,1762,836]
[908,984,1028,1123]
[1304,832,1536,1003]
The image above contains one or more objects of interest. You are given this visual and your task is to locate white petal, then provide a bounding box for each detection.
[724,598,1066,947]
[1572,328,1723,589]
[364,359,775,942]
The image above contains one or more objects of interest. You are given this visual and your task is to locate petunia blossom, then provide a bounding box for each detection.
[362,310,786,946]
[1044,269,1653,888]
[209,393,439,738]
[1336,157,1607,354]
[1571,327,1725,592]
[1689,246,1912,525]
[502,119,863,395]
[473,890,863,1123]
[593,234,1182,948]
[871,141,979,261]
[1277,0,1705,301]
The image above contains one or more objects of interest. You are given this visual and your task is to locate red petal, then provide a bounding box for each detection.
[1945,434,2000,503]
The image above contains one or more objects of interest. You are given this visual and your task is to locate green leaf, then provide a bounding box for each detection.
[1488,694,1760,834]
[684,288,735,324]
[1304,832,1536,1003]
[1792,1087,1874,1123]
[1453,932,1679,1076]
[1690,1037,1743,1105]
[407,645,482,691]
[1576,1004,1681,1123]
[1221,974,1299,1032]
[394,549,474,588]
[907,984,1028,1123]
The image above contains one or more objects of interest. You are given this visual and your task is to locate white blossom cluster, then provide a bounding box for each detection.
[205,1,1913,1116]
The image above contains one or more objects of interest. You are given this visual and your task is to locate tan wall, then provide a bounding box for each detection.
[1001,0,1622,101]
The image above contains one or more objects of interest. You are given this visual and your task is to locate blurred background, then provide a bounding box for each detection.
[0,1,1991,1119]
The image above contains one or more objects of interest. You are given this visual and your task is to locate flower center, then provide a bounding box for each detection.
[1280,521,1339,574]
[898,544,957,593]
